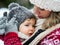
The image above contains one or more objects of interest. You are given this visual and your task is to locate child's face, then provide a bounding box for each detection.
[33,6,51,18]
[19,18,36,37]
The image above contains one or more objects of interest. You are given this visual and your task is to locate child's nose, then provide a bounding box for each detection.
[29,26,34,31]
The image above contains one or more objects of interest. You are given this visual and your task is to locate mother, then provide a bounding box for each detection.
[23,0,60,45]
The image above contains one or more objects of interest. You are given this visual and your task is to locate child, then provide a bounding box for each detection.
[4,2,37,45]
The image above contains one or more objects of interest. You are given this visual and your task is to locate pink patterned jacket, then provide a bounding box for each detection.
[38,28,60,45]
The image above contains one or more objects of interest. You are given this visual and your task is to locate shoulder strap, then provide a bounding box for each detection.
[23,29,44,45]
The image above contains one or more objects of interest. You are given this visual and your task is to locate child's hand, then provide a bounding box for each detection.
[5,17,18,34]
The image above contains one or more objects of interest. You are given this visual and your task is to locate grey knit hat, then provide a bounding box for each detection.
[8,3,37,30]
[8,2,20,10]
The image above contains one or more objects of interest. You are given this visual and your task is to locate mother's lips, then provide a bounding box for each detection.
[38,16,43,18]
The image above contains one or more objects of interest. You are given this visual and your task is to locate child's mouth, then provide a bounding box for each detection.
[29,33,33,36]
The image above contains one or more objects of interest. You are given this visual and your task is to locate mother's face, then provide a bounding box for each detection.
[33,6,51,18]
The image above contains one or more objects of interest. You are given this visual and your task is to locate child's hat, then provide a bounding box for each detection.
[8,3,37,28]
[29,0,60,12]
[8,2,20,10]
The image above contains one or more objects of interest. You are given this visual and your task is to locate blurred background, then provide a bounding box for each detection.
[0,0,33,9]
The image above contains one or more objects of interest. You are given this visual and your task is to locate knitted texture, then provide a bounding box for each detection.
[4,32,22,45]
[29,0,60,12]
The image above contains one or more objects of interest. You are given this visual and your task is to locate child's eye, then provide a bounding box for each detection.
[33,25,37,28]
[25,25,29,26]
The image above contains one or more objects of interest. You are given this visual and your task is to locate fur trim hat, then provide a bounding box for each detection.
[8,3,37,30]
[29,0,60,12]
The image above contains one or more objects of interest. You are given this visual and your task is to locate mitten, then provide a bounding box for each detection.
[5,16,18,34]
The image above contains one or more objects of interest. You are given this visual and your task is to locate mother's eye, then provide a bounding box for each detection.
[39,8,45,11]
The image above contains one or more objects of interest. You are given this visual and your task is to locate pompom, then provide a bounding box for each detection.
[8,2,20,10]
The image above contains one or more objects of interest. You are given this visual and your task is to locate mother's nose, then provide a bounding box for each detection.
[33,6,40,17]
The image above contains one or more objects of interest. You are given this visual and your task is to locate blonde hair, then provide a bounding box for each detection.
[42,12,60,30]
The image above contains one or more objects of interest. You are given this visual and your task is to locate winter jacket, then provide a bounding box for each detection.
[4,32,29,45]
[38,27,60,45]
[4,32,22,45]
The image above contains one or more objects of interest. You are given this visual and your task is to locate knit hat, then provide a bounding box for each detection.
[8,3,37,30]
[8,2,20,10]
[29,0,60,12]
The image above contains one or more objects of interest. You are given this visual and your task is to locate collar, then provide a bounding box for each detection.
[18,32,29,40]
